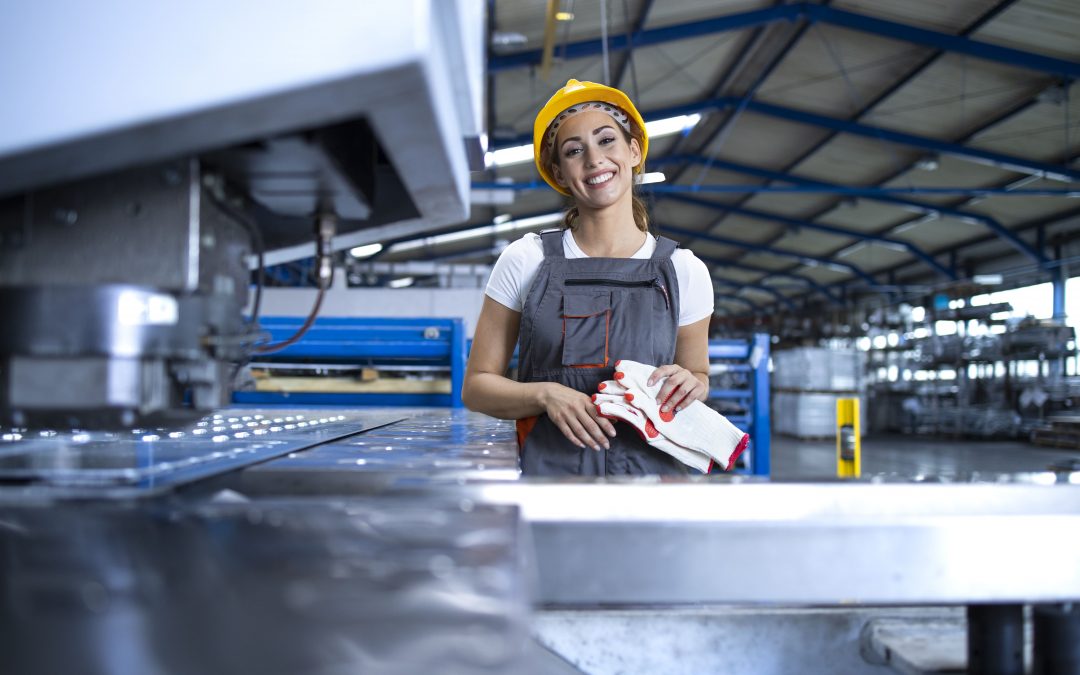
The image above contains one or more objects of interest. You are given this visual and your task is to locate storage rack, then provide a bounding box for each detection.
[708,333,771,476]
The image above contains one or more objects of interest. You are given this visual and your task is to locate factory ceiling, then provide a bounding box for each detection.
[374,0,1080,317]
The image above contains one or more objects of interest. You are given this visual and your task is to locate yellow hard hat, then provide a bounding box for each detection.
[533,79,648,195]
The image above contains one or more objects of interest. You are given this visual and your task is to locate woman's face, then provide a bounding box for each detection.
[550,110,641,208]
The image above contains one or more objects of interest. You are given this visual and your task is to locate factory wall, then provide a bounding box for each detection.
[257,286,487,338]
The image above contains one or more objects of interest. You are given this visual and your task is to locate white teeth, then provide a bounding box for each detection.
[586,172,614,185]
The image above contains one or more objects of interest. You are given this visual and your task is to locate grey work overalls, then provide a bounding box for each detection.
[516,229,690,476]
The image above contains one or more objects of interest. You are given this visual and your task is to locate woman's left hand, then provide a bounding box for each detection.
[648,364,707,414]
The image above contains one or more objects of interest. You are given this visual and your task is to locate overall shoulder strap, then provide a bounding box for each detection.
[651,235,679,260]
[539,228,565,258]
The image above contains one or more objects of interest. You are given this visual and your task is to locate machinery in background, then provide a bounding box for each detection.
[0,0,484,429]
[862,300,1076,438]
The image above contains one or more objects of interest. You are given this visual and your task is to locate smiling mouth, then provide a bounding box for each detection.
[585,172,615,187]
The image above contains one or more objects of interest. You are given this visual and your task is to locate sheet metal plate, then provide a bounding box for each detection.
[0,409,404,498]
[0,497,529,675]
[247,408,520,483]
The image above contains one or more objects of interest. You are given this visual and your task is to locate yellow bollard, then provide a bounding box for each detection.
[836,398,861,478]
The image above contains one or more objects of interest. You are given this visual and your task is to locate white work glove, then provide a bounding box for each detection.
[592,393,713,473]
[614,360,749,471]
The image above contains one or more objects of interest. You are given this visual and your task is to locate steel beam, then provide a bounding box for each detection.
[715,292,761,312]
[650,154,1048,265]
[804,4,1080,80]
[493,96,1079,183]
[490,3,1080,80]
[665,193,956,280]
[712,276,798,311]
[657,222,881,288]
[693,254,844,305]
[489,5,798,71]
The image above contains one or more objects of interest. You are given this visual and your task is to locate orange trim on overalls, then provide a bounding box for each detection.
[561,310,611,368]
[516,415,540,450]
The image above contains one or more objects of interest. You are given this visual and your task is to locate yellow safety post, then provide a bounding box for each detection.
[836,397,861,478]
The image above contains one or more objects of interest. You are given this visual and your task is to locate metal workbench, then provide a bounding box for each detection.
[2,408,1080,674]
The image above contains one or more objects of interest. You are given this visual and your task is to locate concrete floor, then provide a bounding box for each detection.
[771,433,1080,480]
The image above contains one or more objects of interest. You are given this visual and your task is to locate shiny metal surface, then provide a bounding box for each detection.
[0,409,403,498]
[248,408,520,481]
[467,481,1080,606]
[0,497,528,675]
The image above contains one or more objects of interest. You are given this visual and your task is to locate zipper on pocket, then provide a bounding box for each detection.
[564,277,670,310]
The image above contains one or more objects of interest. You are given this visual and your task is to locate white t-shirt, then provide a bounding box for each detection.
[485,230,714,326]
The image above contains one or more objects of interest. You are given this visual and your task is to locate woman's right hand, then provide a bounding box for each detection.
[539,382,617,451]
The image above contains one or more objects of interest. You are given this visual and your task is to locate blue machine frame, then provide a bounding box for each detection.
[708,333,771,476]
[233,316,467,408]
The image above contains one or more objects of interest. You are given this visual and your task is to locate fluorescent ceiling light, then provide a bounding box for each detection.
[349,242,383,259]
[485,144,533,168]
[389,212,563,253]
[555,11,574,20]
[485,113,702,168]
[388,276,414,289]
[644,113,701,138]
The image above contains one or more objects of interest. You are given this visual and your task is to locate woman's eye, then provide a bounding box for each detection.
[599,136,616,145]
[564,147,582,157]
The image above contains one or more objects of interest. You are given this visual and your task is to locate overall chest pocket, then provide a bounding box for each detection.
[561,291,612,367]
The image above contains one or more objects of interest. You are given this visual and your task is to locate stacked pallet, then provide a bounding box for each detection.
[773,347,864,439]
[1031,416,1080,449]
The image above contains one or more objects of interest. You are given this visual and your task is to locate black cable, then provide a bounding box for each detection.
[253,213,336,355]
[251,286,326,355]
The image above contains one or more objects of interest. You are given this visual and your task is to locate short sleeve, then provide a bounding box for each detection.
[484,234,544,312]
[673,250,714,326]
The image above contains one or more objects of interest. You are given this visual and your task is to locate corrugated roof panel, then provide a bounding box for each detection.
[627,34,745,110]
[644,0,771,30]
[771,228,854,257]
[794,133,924,183]
[836,243,913,274]
[820,200,915,231]
[828,0,994,33]
[708,213,787,243]
[877,154,1018,207]
[965,184,1080,227]
[707,111,834,169]
[740,192,839,218]
[653,198,725,225]
[713,268,768,283]
[861,54,1042,141]
[794,265,851,284]
[966,82,1080,162]
[680,240,744,260]
[738,251,803,270]
[973,0,1080,61]
[494,0,650,50]
[889,215,987,249]
[757,24,931,118]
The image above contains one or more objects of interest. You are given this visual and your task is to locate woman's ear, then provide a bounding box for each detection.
[629,137,642,170]
[551,163,568,187]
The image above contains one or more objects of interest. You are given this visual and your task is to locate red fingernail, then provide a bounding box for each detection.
[598,382,606,391]
[624,392,634,402]
[614,372,624,380]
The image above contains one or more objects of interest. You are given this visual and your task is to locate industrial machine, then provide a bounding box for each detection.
[0,0,484,429]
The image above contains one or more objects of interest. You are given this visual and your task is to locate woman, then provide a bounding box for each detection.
[462,79,715,475]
